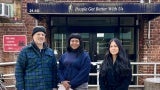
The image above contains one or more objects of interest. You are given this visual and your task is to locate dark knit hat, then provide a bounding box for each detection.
[32,26,46,36]
[68,33,82,40]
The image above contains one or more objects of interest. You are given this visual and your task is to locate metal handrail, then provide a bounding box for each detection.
[90,61,160,90]
[0,62,16,66]
[0,61,160,89]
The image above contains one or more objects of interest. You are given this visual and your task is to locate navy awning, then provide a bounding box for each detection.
[27,2,160,20]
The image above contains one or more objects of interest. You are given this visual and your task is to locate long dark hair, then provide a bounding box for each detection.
[100,38,131,77]
[67,33,83,56]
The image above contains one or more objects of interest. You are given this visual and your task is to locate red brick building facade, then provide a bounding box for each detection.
[0,0,160,89]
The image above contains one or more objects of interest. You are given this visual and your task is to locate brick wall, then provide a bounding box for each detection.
[0,0,36,89]
[0,23,29,90]
[138,17,160,84]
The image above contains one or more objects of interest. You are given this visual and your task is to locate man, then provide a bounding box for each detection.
[15,26,58,90]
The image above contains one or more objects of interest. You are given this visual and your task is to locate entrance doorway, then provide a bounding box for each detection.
[50,16,137,62]
[50,16,137,84]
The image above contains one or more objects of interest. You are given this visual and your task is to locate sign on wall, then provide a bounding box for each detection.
[3,35,27,52]
[27,3,160,14]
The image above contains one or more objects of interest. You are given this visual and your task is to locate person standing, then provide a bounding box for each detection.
[15,26,58,90]
[58,33,91,90]
[99,38,132,90]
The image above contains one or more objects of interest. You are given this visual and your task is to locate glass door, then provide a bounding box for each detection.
[50,16,137,62]
[50,16,137,84]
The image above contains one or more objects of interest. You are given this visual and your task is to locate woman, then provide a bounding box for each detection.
[58,33,91,90]
[99,38,132,90]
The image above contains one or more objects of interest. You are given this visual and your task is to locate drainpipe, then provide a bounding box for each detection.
[147,0,151,47]
[146,0,151,62]
[35,0,38,26]
[147,21,151,48]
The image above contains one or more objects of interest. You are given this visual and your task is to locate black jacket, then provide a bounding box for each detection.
[99,59,132,90]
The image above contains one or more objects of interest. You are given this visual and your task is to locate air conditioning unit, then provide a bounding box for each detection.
[0,3,13,17]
